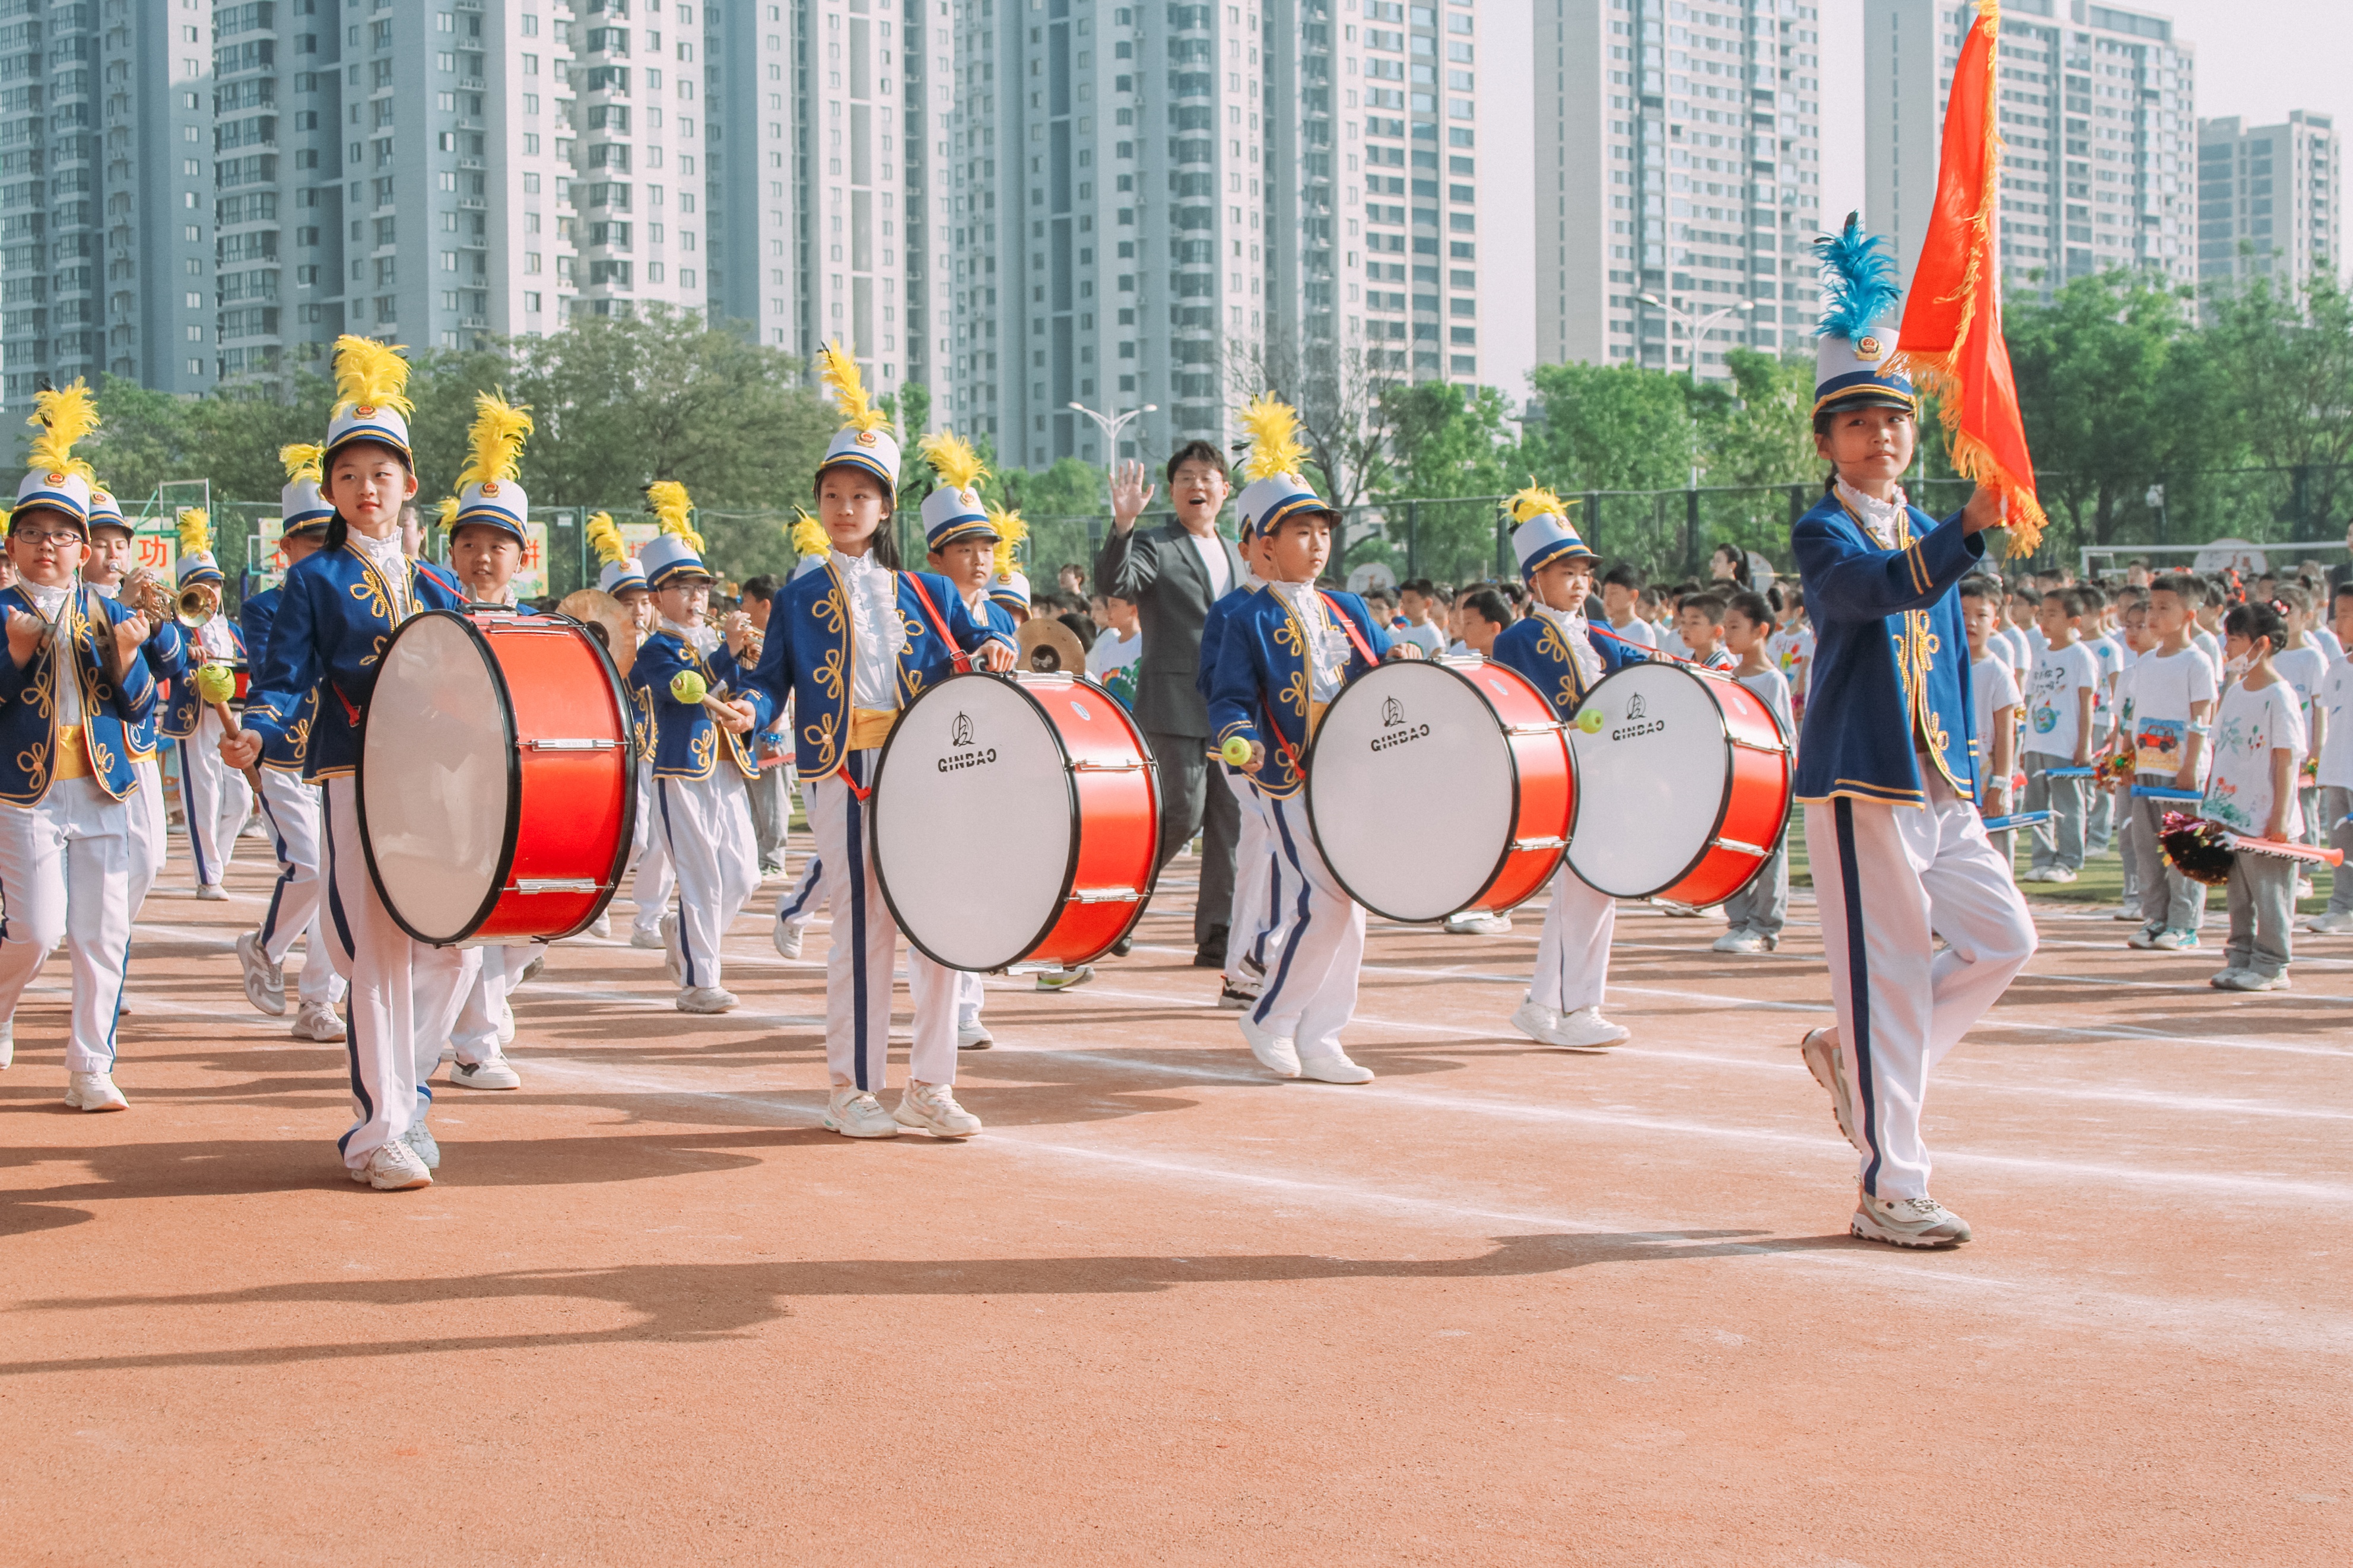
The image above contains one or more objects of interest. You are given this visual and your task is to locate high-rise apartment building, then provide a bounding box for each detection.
[2197,111,2339,295]
[1534,0,1825,379]
[1865,0,2196,301]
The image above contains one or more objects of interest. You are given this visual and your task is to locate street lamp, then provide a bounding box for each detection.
[1067,400,1158,459]
[1636,292,1758,382]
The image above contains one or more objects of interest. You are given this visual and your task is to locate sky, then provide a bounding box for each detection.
[1817,0,2353,250]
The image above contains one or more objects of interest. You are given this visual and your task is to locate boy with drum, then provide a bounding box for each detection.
[1490,489,1649,1050]
[1789,224,2033,1249]
[231,445,347,1044]
[0,384,161,1103]
[744,346,1015,1140]
[226,336,471,1191]
[631,484,766,1016]
[1197,509,1290,1012]
[1206,396,1414,1084]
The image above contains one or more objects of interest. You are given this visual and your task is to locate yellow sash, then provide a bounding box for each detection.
[847,707,897,751]
[53,724,88,780]
[1308,700,1328,739]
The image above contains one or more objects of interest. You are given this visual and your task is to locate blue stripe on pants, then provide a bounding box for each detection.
[1833,797,1885,1195]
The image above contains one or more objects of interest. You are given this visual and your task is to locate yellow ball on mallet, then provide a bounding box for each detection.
[1576,707,1605,734]
[1220,736,1253,766]
[195,663,237,704]
[670,670,708,706]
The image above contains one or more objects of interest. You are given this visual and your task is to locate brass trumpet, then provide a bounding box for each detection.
[120,567,176,625]
[174,581,221,629]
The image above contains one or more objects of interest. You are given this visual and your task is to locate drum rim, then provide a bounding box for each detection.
[868,670,1163,972]
[1565,660,1738,902]
[355,609,522,947]
[1302,656,1536,924]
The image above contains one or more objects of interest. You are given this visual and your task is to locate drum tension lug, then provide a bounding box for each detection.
[1509,837,1568,852]
[1709,838,1769,859]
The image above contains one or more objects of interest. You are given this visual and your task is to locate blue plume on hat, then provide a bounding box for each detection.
[1814,214,1901,342]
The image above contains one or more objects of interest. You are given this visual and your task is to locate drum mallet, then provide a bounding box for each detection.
[195,662,268,795]
[669,669,749,729]
[1218,736,1253,766]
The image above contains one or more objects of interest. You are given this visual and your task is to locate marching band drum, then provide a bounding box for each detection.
[869,670,1161,971]
[356,609,637,946]
[1303,656,1575,924]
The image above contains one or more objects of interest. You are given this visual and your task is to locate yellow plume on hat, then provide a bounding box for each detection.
[647,479,701,551]
[817,341,888,434]
[456,390,532,489]
[987,506,1027,581]
[331,335,414,419]
[1506,483,1575,525]
[1239,393,1306,483]
[789,508,829,558]
[280,442,324,485]
[917,430,987,494]
[585,511,629,568]
[27,380,99,481]
[176,506,211,558]
[436,496,459,529]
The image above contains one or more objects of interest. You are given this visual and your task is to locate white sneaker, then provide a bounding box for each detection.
[1510,1000,1565,1046]
[628,928,665,950]
[497,1009,515,1046]
[1034,964,1095,993]
[1799,1026,1865,1154]
[659,912,684,984]
[449,1055,523,1090]
[196,883,228,902]
[236,930,286,1016]
[1654,899,1701,917]
[351,1139,433,1191]
[2019,867,2050,883]
[292,1001,347,1042]
[2295,877,2314,901]
[1711,929,1773,954]
[64,1071,129,1111]
[1851,1194,1972,1248]
[1215,979,1259,1010]
[404,1121,442,1170]
[822,1086,901,1138]
[1443,911,1514,936]
[587,912,612,939]
[2218,968,2291,992]
[1552,1006,1631,1048]
[773,918,805,960]
[957,1020,994,1051]
[1237,1013,1300,1077]
[2306,911,2353,934]
[2044,866,2078,884]
[2112,907,2149,922]
[677,985,739,1014]
[894,1080,983,1137]
[1297,1048,1374,1084]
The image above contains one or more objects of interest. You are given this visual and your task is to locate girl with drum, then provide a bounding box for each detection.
[225,337,471,1192]
[744,346,1016,1141]
[1490,489,1652,1052]
[630,484,767,1017]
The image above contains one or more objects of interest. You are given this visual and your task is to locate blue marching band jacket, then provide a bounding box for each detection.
[240,545,469,781]
[0,584,160,806]
[1790,491,1986,806]
[160,620,244,742]
[116,608,188,764]
[1195,580,1262,775]
[631,624,763,781]
[1491,609,1650,718]
[236,589,315,774]
[745,560,1012,778]
[1205,585,1394,802]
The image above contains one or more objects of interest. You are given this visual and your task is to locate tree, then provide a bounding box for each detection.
[1370,380,1517,584]
[1520,360,1700,576]
[1224,328,1394,511]
[2206,271,2353,542]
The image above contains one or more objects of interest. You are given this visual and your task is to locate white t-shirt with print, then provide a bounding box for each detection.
[2087,633,2125,738]
[1971,652,2021,778]
[2204,675,2308,839]
[1608,616,1659,651]
[2272,645,2327,760]
[2128,646,2219,778]
[2318,660,2353,790]
[2023,639,2099,761]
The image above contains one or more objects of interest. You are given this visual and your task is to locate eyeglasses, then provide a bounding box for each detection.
[10,529,83,547]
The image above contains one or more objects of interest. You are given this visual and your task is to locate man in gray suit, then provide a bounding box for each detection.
[1095,441,1246,968]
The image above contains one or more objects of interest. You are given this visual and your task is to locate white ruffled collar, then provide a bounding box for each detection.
[1835,478,1911,549]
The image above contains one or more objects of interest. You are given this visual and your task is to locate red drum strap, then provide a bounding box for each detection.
[1317,590,1379,669]
[901,572,971,676]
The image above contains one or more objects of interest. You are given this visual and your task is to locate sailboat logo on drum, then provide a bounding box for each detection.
[1381,695,1404,727]
[951,711,974,747]
[1611,688,1667,743]
[939,711,998,772]
[1626,692,1647,721]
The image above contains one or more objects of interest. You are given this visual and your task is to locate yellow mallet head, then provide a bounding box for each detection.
[669,669,709,707]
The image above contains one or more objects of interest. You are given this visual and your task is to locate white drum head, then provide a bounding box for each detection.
[871,676,1076,970]
[360,614,513,941]
[1307,662,1514,921]
[1566,664,1729,898]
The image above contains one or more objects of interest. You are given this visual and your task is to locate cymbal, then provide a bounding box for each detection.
[1017,618,1088,676]
[558,588,639,677]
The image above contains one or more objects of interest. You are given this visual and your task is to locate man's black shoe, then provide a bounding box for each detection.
[1192,927,1229,969]
[1111,934,1134,958]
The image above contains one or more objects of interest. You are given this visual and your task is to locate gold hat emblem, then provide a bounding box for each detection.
[855,429,878,447]
[45,470,65,484]
[481,480,501,497]
[1856,336,1884,361]
[354,403,377,418]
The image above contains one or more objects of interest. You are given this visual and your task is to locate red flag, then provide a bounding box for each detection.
[1894,0,2047,556]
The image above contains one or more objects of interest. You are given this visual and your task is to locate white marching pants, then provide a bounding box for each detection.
[774,780,829,939]
[1806,774,2037,1203]
[254,766,342,1009]
[1251,791,1366,1054]
[630,759,675,940]
[655,772,760,993]
[127,753,167,912]
[1222,766,1290,984]
[321,777,475,1166]
[809,752,958,1090]
[1529,867,1617,1015]
[0,778,134,1073]
[176,707,252,889]
[450,943,523,1064]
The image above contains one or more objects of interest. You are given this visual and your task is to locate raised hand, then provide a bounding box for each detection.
[1110,459,1156,533]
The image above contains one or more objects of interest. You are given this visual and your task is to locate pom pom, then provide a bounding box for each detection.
[1238,392,1306,482]
[585,510,629,568]
[279,442,324,486]
[456,390,532,489]
[195,663,237,704]
[1506,482,1573,526]
[330,335,415,419]
[2158,811,2235,887]
[176,506,211,558]
[1814,212,1903,342]
[817,341,888,433]
[26,380,99,482]
[916,430,988,495]
[669,669,709,707]
[987,506,1027,581]
[789,508,829,558]
[646,479,701,551]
